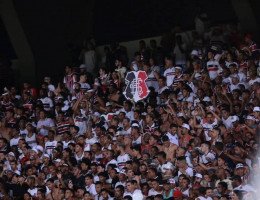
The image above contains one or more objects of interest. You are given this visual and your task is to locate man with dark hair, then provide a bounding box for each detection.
[217,181,229,196]
[85,174,97,196]
[161,135,178,162]
[124,180,144,199]
[114,185,125,200]
[199,141,216,165]
[156,151,174,174]
[232,175,256,192]
[148,179,163,197]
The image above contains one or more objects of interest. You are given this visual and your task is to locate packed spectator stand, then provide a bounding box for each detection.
[0,22,259,200]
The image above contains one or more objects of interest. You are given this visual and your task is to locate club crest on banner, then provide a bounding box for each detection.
[123,71,150,102]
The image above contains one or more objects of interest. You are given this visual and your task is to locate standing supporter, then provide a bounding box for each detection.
[0,21,259,200]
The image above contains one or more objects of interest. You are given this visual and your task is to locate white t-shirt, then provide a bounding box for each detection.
[40,97,53,111]
[124,189,144,199]
[248,77,260,86]
[222,116,235,129]
[25,133,37,148]
[148,188,162,197]
[159,161,174,173]
[207,60,222,80]
[166,132,179,146]
[45,140,57,155]
[146,71,159,92]
[85,183,97,196]
[158,86,169,95]
[200,151,216,164]
[48,84,55,92]
[178,167,193,177]
[10,137,21,147]
[201,118,218,141]
[121,127,131,135]
[117,153,130,170]
[28,188,38,197]
[74,115,87,135]
[37,118,55,136]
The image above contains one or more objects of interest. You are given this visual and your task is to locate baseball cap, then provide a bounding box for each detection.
[175,66,182,70]
[177,112,184,117]
[162,163,174,172]
[173,190,182,198]
[231,115,239,123]
[195,173,203,179]
[31,148,38,154]
[236,163,244,169]
[119,170,126,175]
[246,115,256,121]
[93,112,101,118]
[182,123,190,130]
[131,123,140,128]
[8,152,15,157]
[79,64,86,69]
[71,96,77,101]
[191,50,199,56]
[203,96,211,102]
[106,102,112,107]
[86,89,95,93]
[43,154,50,158]
[84,146,90,152]
[35,145,43,152]
[253,106,260,112]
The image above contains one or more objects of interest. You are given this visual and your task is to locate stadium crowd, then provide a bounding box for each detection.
[0,23,259,200]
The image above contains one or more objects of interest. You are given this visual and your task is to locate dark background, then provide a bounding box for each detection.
[2,0,260,85]
[94,0,237,44]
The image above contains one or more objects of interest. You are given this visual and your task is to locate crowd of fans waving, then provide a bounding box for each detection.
[0,23,259,200]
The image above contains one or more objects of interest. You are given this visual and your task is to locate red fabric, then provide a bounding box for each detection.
[137,71,149,99]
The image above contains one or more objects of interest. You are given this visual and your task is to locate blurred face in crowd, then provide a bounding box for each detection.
[206,113,214,124]
[208,52,214,60]
[126,182,135,193]
[165,58,173,68]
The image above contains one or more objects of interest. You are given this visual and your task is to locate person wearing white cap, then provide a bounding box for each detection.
[179,123,192,148]
[229,74,241,92]
[245,115,257,134]
[40,154,50,169]
[253,106,260,123]
[234,163,249,183]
